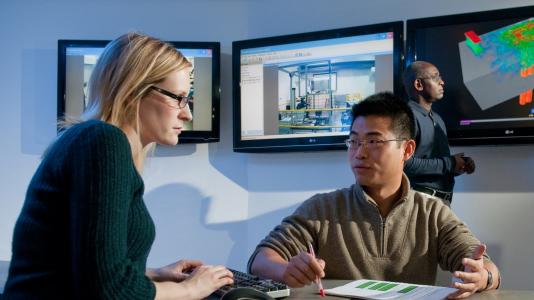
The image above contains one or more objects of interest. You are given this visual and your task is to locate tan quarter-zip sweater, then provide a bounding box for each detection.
[248,175,489,285]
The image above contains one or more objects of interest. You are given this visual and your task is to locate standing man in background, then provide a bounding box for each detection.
[403,61,475,204]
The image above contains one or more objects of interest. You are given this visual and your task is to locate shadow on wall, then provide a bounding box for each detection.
[144,183,298,271]
[144,183,230,268]
[153,143,197,157]
[21,49,58,155]
[0,260,9,293]
[203,203,300,272]
[208,52,249,190]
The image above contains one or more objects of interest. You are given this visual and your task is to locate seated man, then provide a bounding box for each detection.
[248,92,500,299]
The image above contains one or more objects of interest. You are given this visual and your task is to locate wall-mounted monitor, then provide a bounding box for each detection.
[58,39,220,143]
[232,21,404,152]
[406,6,534,146]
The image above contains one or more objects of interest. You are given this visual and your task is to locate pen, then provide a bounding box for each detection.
[307,242,325,297]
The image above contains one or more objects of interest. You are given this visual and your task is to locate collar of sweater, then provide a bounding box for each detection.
[354,174,411,216]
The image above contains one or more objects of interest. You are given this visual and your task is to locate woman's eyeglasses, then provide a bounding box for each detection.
[151,86,192,108]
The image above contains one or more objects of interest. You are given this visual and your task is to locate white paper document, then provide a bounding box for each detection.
[324,279,458,300]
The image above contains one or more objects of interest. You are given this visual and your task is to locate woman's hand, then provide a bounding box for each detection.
[147,259,204,282]
[182,265,234,299]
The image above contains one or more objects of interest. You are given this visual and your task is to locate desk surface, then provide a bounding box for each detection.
[279,280,534,300]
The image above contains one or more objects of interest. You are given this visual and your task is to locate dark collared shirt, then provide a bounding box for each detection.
[404,100,456,193]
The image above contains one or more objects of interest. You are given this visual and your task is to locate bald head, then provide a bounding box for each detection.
[403,61,444,102]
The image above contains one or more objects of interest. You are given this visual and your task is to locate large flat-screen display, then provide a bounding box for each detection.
[58,39,220,143]
[406,6,534,145]
[233,21,403,152]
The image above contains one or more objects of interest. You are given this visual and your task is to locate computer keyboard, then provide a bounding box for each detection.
[216,268,291,298]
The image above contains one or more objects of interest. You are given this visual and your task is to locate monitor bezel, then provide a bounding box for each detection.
[57,39,220,143]
[232,21,404,152]
[405,5,534,146]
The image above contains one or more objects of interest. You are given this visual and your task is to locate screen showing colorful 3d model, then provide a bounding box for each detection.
[406,6,534,145]
[459,18,533,112]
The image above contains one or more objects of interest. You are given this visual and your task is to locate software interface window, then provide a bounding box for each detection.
[64,47,214,131]
[239,32,394,141]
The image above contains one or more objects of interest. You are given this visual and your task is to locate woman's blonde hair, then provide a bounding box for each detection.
[62,32,191,169]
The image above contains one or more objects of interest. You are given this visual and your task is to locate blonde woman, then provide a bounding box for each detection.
[3,33,233,299]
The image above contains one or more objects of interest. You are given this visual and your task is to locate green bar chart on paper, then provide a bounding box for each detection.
[356,280,404,292]
[325,279,458,300]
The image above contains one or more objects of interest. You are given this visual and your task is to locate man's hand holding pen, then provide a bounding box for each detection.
[279,245,326,290]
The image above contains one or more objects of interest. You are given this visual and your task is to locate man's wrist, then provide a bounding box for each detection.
[481,268,493,291]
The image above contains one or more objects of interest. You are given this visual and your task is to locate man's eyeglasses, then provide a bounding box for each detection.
[151,86,192,108]
[418,74,443,83]
[345,138,405,150]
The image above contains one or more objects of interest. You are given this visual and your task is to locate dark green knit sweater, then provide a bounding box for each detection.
[3,120,156,299]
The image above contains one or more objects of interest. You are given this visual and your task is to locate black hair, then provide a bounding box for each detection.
[351,91,415,139]
[402,61,434,99]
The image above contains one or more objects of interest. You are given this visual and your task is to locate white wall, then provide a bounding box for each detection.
[1,0,533,290]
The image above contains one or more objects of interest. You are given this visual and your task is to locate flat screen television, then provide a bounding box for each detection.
[57,39,220,143]
[406,5,534,146]
[232,21,404,152]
